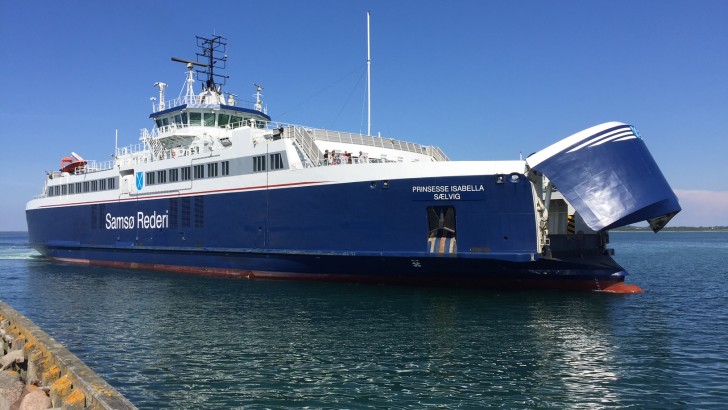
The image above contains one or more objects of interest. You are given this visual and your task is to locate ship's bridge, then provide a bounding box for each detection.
[149,38,271,132]
[149,92,271,131]
[150,102,271,130]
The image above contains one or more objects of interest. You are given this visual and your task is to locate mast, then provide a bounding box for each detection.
[367,11,372,136]
[196,35,229,91]
[172,35,229,93]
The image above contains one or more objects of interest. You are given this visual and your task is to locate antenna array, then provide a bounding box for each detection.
[172,34,230,92]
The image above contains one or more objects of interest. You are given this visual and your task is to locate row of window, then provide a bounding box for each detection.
[47,177,117,197]
[253,153,285,172]
[146,161,231,186]
[47,153,286,197]
[155,111,266,130]
[146,153,285,187]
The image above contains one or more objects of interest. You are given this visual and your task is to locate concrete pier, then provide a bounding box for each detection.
[0,301,136,410]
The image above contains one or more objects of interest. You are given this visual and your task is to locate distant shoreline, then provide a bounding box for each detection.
[612,227,728,232]
[2,227,728,235]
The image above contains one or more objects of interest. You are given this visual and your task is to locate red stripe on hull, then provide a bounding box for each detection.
[51,257,628,292]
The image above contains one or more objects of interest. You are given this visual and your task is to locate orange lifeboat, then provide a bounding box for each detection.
[60,152,87,174]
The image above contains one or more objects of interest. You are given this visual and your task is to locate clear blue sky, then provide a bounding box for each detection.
[2,0,727,230]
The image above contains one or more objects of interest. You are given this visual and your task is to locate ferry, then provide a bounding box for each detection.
[25,35,681,292]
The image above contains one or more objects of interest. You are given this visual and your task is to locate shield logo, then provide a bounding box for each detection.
[135,172,144,191]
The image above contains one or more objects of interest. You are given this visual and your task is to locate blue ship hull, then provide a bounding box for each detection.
[24,24,680,294]
[26,173,628,290]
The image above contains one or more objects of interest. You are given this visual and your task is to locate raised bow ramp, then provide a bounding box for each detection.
[528,122,681,232]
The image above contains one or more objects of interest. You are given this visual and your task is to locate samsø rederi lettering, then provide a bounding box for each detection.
[105,211,169,230]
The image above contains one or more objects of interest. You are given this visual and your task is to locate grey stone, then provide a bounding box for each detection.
[0,371,23,409]
[0,351,24,371]
[19,389,51,410]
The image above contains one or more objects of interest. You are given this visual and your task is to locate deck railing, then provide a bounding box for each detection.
[152,94,264,113]
[270,123,449,162]
[81,119,449,177]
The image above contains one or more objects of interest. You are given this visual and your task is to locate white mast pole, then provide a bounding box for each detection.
[367,10,371,136]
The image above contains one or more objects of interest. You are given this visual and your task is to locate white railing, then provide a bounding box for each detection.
[149,100,446,162]
[110,118,448,172]
[289,127,321,166]
[52,159,116,177]
[81,159,114,173]
[270,123,449,162]
[152,94,263,113]
[115,142,147,158]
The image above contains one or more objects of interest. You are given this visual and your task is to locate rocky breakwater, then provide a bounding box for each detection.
[0,301,136,410]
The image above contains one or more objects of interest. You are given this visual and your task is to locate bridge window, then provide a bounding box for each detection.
[146,172,155,185]
[218,114,229,128]
[190,112,201,126]
[221,161,229,176]
[204,113,215,127]
[157,170,167,184]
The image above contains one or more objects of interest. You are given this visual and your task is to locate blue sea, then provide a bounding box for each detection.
[1,231,727,409]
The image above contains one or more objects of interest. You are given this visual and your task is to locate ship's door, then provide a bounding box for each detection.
[426,206,457,254]
[119,170,136,195]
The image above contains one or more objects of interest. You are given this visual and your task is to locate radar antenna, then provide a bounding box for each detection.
[171,35,229,92]
[171,57,206,68]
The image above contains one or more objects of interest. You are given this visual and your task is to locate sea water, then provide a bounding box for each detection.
[1,231,726,408]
